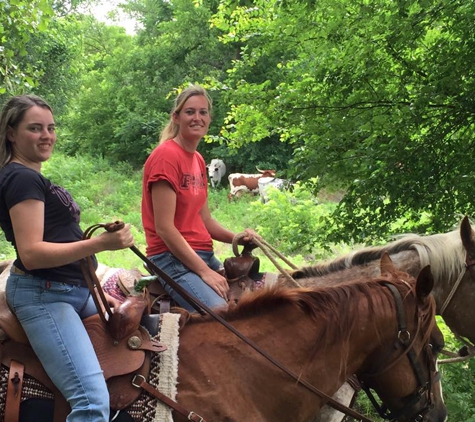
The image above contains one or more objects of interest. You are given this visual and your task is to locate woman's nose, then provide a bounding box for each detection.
[40,128,51,137]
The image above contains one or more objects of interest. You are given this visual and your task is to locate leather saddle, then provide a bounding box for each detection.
[223,243,260,304]
[116,264,259,309]
[0,291,167,420]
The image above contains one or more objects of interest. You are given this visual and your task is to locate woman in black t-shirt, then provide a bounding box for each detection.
[0,94,134,421]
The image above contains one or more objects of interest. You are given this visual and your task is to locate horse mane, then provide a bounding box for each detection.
[292,227,465,290]
[184,273,433,347]
[180,271,437,386]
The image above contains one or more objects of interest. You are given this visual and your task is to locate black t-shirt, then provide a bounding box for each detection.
[0,162,96,286]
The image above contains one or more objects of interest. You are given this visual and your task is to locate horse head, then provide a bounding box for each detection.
[358,262,447,422]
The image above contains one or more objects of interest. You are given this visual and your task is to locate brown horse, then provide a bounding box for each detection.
[173,262,445,421]
[278,216,475,348]
[275,217,475,422]
[0,258,445,421]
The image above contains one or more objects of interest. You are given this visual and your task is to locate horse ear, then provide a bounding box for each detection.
[416,265,434,302]
[460,216,475,251]
[380,251,395,275]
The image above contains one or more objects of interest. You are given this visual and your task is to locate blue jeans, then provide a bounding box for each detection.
[6,274,109,422]
[150,250,227,312]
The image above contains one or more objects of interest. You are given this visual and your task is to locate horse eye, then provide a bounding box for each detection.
[429,343,443,355]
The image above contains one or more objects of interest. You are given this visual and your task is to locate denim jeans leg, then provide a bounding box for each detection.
[6,275,109,422]
[150,251,227,312]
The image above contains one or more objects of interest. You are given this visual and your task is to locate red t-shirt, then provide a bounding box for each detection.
[141,140,213,256]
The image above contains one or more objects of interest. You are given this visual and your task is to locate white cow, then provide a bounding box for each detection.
[207,159,226,188]
[258,176,289,203]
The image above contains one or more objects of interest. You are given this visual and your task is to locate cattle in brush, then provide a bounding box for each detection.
[258,176,291,203]
[207,159,226,189]
[227,168,276,201]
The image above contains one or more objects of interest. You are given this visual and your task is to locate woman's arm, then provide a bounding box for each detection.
[200,201,235,243]
[10,199,134,270]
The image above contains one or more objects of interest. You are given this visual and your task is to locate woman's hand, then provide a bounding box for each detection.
[201,269,229,301]
[238,228,262,245]
[99,223,135,251]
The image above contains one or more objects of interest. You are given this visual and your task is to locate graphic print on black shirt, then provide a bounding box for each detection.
[50,184,80,223]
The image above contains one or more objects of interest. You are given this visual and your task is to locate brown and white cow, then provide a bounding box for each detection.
[228,168,276,201]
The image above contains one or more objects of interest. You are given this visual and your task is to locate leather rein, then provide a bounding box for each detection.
[80,222,119,323]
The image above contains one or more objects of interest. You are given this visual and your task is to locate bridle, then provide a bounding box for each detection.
[433,251,475,362]
[359,281,439,422]
[359,282,438,421]
[440,251,474,315]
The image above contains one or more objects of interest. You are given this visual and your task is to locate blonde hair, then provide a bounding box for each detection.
[0,95,53,169]
[159,85,212,144]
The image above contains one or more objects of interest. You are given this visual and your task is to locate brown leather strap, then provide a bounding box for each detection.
[5,359,24,422]
[81,222,125,322]
[83,255,113,321]
[53,392,70,422]
[159,299,171,314]
[149,295,171,314]
[134,377,207,422]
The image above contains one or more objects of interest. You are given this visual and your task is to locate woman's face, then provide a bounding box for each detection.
[7,105,56,166]
[173,95,211,142]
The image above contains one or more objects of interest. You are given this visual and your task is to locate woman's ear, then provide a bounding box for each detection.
[172,112,179,124]
[6,126,15,143]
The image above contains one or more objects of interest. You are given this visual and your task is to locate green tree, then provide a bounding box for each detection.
[0,0,54,95]
[212,0,475,241]
[61,0,238,167]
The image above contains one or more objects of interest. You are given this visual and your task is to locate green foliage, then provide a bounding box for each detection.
[27,16,86,116]
[212,0,475,242]
[60,0,237,168]
[245,182,340,258]
[0,0,54,95]
[204,135,295,176]
[437,319,475,421]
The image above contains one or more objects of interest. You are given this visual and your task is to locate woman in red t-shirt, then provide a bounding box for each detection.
[141,85,258,311]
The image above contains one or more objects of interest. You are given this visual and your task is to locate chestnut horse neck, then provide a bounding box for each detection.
[176,275,437,421]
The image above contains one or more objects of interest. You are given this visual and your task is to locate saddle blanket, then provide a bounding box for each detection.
[102,268,276,304]
[0,312,181,422]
